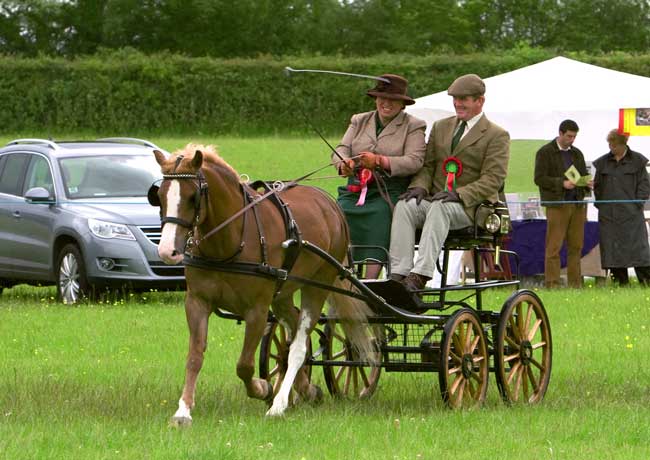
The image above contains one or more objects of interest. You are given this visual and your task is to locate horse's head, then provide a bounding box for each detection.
[151,148,208,265]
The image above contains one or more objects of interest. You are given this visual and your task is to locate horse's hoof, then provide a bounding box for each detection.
[169,416,192,428]
[263,380,275,407]
[265,405,286,418]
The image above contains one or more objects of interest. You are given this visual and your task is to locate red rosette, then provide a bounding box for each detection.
[442,157,463,192]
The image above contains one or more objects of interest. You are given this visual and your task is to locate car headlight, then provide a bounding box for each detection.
[484,213,501,234]
[88,218,135,240]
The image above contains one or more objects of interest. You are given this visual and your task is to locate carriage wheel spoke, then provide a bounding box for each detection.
[508,316,521,342]
[465,323,473,351]
[505,334,520,350]
[448,365,462,376]
[527,366,539,392]
[513,363,523,399]
[332,349,347,360]
[470,334,481,354]
[467,378,476,399]
[269,364,281,378]
[507,361,522,385]
[456,378,466,403]
[516,303,524,336]
[524,303,533,334]
[531,340,547,350]
[522,365,530,400]
[335,365,345,382]
[527,319,542,341]
[359,366,370,387]
[452,332,463,355]
[529,357,545,372]
[504,352,519,363]
[449,374,463,395]
[449,351,462,363]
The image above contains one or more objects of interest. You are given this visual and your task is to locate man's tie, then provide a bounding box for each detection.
[451,120,467,152]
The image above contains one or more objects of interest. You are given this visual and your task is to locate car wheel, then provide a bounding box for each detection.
[56,244,91,304]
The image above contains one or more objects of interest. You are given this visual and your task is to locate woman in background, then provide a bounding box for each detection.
[593,129,650,285]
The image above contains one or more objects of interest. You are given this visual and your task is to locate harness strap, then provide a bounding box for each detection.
[182,253,367,301]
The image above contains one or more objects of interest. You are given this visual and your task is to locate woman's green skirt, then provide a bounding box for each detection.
[337,176,410,263]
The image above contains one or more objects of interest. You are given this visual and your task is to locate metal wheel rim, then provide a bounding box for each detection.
[59,252,81,304]
[440,310,489,409]
[496,292,552,403]
[324,322,381,399]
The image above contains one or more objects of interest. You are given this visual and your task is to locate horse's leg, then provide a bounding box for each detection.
[171,296,211,427]
[271,296,322,404]
[237,305,274,403]
[267,288,326,417]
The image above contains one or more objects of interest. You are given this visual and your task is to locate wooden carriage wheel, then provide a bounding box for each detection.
[322,321,381,399]
[259,322,312,400]
[439,308,489,408]
[495,290,552,404]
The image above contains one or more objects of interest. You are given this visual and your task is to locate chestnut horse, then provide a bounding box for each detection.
[152,144,374,423]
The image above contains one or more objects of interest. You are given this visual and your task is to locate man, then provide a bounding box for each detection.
[593,129,650,286]
[389,74,510,290]
[534,119,591,288]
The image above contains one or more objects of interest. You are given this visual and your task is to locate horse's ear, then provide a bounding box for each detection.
[153,150,166,166]
[192,150,204,169]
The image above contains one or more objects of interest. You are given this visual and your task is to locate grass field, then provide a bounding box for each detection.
[1,285,649,459]
[4,135,647,459]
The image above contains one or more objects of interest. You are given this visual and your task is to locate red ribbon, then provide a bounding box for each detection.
[442,157,463,192]
[346,168,374,206]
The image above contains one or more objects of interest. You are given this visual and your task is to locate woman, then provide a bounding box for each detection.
[333,74,426,279]
[593,129,650,285]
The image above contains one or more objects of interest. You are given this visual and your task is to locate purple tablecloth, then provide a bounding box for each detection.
[507,219,600,277]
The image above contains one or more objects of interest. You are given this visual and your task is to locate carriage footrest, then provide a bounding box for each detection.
[362,279,434,313]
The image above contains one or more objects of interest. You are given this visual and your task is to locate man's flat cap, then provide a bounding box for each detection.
[447,74,486,97]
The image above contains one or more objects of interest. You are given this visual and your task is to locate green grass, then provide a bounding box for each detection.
[1,285,649,459]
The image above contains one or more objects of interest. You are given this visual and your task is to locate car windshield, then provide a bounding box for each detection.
[59,155,163,199]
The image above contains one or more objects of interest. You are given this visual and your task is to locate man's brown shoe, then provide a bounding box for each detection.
[401,272,430,291]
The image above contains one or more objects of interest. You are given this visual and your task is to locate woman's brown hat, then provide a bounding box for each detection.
[367,74,415,105]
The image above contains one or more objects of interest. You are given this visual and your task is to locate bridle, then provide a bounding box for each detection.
[158,172,208,229]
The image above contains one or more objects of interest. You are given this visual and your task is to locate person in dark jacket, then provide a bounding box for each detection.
[534,119,592,288]
[593,129,650,286]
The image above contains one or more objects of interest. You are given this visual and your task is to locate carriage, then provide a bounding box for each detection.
[252,208,553,409]
[150,144,552,423]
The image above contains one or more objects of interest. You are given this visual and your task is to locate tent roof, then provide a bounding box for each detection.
[406,56,650,160]
[412,56,650,113]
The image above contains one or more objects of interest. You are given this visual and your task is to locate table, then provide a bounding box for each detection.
[507,219,601,277]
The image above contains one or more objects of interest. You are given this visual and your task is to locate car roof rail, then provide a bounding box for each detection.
[6,138,60,150]
[96,137,162,150]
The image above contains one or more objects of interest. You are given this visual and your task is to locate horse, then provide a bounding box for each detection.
[151,144,375,423]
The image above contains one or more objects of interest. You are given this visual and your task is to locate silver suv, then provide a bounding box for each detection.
[0,138,184,303]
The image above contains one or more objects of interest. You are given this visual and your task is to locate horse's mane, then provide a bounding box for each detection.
[173,143,240,181]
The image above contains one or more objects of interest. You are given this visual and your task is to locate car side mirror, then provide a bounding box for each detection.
[24,187,53,203]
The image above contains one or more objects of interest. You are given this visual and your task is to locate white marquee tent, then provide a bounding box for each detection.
[406,56,650,161]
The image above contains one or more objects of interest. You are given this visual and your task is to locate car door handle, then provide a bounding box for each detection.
[12,210,21,218]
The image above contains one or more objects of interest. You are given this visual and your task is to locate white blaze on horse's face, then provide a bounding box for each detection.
[158,180,185,265]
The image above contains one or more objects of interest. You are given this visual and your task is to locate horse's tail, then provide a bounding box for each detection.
[327,270,380,366]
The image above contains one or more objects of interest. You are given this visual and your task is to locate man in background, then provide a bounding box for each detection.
[534,119,592,288]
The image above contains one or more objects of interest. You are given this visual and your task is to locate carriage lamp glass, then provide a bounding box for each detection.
[484,213,501,233]
[88,218,136,240]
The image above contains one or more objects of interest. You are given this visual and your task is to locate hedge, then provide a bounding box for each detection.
[2,47,650,135]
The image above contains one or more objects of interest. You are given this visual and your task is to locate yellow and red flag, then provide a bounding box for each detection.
[619,108,650,136]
